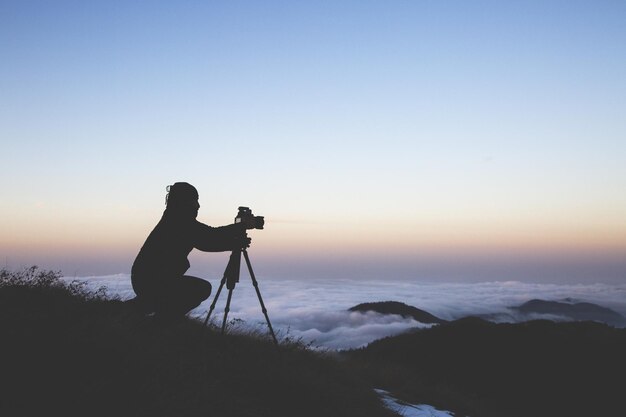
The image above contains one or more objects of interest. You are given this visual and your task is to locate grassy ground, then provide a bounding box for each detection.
[0,267,396,417]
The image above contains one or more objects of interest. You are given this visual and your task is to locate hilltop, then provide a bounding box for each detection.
[0,267,394,417]
[349,301,447,324]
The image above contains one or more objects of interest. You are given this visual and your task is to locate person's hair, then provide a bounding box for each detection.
[165,182,198,207]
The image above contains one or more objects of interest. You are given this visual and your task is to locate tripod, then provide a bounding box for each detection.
[202,247,278,345]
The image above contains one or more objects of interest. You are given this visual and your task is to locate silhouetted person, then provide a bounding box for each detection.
[130,182,252,321]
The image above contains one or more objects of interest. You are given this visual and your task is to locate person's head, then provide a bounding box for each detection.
[165,182,199,218]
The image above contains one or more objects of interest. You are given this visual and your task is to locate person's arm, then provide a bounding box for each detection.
[192,221,250,252]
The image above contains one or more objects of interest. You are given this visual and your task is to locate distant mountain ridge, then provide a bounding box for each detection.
[348,301,447,324]
[349,298,625,328]
[510,299,626,327]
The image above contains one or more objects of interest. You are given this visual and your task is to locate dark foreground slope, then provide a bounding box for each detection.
[0,267,395,417]
[346,317,626,417]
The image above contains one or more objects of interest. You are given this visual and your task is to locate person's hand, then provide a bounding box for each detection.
[233,234,251,249]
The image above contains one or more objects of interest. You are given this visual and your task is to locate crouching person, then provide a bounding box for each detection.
[130,182,252,322]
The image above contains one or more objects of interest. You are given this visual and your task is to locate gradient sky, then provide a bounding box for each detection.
[1,1,625,282]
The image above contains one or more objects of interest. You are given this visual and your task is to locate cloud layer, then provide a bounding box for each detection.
[68,275,626,349]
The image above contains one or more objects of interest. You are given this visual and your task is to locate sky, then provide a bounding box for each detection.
[1,1,625,283]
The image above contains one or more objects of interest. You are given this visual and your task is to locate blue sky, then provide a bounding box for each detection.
[1,1,625,282]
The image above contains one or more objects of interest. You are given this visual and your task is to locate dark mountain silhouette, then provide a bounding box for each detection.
[349,301,447,324]
[510,299,626,327]
[346,318,626,417]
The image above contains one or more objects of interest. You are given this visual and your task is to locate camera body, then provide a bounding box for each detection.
[235,206,264,230]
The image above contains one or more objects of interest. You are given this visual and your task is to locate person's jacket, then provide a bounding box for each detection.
[132,210,246,280]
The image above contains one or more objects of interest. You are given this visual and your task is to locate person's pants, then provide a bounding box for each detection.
[131,275,212,318]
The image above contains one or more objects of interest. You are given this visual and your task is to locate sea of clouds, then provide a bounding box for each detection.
[66,274,626,350]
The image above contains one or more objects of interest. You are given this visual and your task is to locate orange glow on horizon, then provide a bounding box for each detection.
[2,205,625,270]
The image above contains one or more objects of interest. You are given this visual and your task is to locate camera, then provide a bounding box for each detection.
[235,206,264,230]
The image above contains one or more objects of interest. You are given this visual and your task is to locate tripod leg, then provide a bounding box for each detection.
[221,288,234,334]
[203,275,227,327]
[242,250,278,345]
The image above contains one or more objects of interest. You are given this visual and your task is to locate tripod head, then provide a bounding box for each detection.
[225,250,242,290]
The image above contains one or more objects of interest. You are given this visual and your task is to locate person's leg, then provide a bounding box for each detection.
[155,275,212,319]
[127,274,157,314]
[177,275,212,314]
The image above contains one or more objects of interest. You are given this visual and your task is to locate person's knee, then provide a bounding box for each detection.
[199,280,212,300]
[180,275,212,305]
